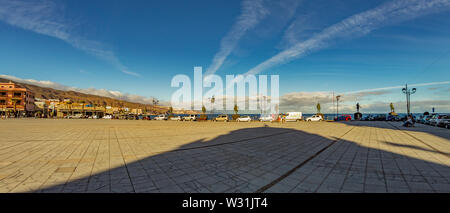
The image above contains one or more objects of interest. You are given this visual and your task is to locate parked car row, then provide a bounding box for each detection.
[154,114,233,122]
[335,114,352,121]
[154,114,198,121]
[418,114,449,128]
[363,114,387,121]
[64,114,99,119]
[151,112,328,123]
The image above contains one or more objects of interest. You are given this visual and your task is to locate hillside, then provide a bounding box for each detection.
[0,78,187,114]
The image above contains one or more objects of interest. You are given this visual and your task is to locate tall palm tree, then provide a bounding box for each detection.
[66,100,73,117]
[316,103,321,113]
[11,98,21,118]
[80,100,86,117]
[202,105,206,114]
[103,101,107,116]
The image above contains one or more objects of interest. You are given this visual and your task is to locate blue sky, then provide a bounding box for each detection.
[0,0,449,113]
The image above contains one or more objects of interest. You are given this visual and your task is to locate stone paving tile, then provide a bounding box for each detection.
[0,120,448,193]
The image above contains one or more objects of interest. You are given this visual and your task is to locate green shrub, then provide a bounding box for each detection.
[232,114,240,120]
[198,114,208,121]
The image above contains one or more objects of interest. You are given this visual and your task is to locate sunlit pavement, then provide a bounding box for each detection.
[0,119,448,193]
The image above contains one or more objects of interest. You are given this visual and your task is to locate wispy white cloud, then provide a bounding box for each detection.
[246,0,450,75]
[280,93,450,113]
[79,69,89,74]
[204,0,269,77]
[0,74,159,105]
[346,81,450,94]
[279,80,450,113]
[0,0,139,77]
[345,100,450,114]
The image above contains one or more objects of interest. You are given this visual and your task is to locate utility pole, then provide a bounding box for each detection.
[336,95,341,118]
[263,96,267,115]
[402,84,416,116]
[332,92,335,119]
[152,98,159,115]
[208,96,215,114]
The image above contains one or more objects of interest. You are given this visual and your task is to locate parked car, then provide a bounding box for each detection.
[429,114,445,126]
[214,114,229,122]
[154,114,168,120]
[259,114,274,122]
[437,115,450,128]
[236,116,252,122]
[170,116,182,121]
[306,115,323,122]
[335,114,352,121]
[424,114,436,125]
[419,115,431,124]
[103,115,112,119]
[121,114,137,120]
[373,114,387,121]
[417,115,425,124]
[362,115,373,121]
[386,115,400,121]
[183,114,197,121]
[68,114,83,119]
[285,112,302,122]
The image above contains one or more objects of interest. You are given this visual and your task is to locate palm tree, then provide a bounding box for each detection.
[234,104,238,115]
[11,98,20,118]
[102,101,107,117]
[316,103,321,113]
[202,105,206,114]
[80,100,86,117]
[66,101,73,117]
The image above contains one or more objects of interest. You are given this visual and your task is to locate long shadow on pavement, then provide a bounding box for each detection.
[30,125,450,193]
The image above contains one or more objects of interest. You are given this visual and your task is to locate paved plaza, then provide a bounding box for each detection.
[0,119,449,193]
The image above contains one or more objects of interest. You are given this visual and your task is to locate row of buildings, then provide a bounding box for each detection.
[0,81,145,118]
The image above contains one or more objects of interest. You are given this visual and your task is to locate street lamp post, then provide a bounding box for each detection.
[336,95,341,119]
[263,96,267,115]
[152,99,159,115]
[152,99,159,106]
[208,96,215,114]
[402,84,416,116]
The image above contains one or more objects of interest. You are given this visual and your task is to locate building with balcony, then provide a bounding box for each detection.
[56,102,105,118]
[0,81,35,115]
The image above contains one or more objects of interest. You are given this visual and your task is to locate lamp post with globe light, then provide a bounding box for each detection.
[402,84,416,116]
[208,96,215,114]
[336,95,341,119]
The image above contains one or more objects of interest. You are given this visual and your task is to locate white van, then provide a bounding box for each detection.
[259,114,274,122]
[285,112,302,122]
[154,114,168,120]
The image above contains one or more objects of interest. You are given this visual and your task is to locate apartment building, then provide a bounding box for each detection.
[0,81,35,114]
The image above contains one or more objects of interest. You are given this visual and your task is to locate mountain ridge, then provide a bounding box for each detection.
[0,77,172,114]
